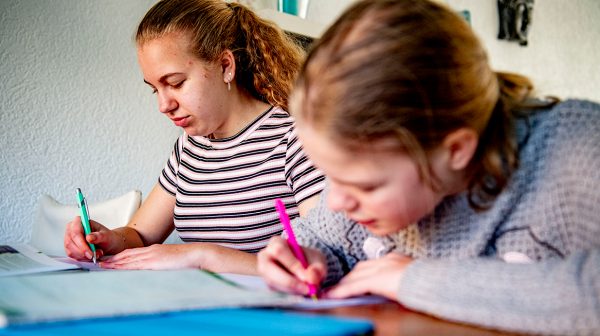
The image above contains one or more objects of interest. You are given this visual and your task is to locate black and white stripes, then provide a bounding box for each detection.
[159,106,325,253]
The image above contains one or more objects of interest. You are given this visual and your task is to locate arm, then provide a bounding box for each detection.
[97,184,259,274]
[398,250,600,335]
[119,183,176,248]
[100,241,259,275]
[94,183,175,254]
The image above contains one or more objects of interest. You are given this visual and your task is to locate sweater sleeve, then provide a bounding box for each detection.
[398,249,600,335]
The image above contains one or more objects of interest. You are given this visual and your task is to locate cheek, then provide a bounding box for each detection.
[362,190,401,219]
[367,180,435,225]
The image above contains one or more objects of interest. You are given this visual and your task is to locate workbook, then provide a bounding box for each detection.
[0,245,78,277]
[0,269,299,327]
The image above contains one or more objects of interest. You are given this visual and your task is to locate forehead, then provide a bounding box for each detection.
[297,122,405,178]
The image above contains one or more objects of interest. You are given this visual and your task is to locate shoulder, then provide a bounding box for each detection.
[541,99,600,131]
[519,98,600,174]
[252,106,295,136]
[523,99,600,152]
[264,106,299,139]
[266,106,294,124]
[553,98,600,113]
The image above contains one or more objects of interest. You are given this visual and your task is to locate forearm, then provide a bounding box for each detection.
[109,226,145,254]
[398,250,600,335]
[193,243,258,275]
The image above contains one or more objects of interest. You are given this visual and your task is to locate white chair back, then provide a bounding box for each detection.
[31,190,142,257]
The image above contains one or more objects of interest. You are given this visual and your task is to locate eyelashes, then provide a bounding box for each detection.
[149,80,184,94]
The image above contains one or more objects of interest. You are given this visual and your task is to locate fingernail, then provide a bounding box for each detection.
[85,252,92,259]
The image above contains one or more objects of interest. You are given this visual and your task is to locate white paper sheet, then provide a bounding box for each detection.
[0,269,300,327]
[54,257,107,271]
[0,244,79,277]
[220,273,388,310]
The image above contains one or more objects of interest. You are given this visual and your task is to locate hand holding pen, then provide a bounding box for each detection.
[275,199,319,299]
[75,188,97,264]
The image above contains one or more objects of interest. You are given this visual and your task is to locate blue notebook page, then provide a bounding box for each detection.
[0,308,373,336]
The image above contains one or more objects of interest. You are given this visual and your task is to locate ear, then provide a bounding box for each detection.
[220,49,236,84]
[441,128,479,171]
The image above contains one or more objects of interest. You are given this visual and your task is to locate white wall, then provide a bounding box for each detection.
[1,0,599,244]
[446,0,600,101]
[0,0,180,243]
[304,0,600,101]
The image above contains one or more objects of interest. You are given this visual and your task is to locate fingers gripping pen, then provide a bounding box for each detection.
[76,188,96,264]
[275,198,318,300]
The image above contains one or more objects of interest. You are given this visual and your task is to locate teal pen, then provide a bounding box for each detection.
[76,188,96,264]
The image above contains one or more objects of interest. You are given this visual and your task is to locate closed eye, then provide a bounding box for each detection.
[170,80,184,89]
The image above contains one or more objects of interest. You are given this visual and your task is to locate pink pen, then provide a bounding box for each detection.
[274,198,318,300]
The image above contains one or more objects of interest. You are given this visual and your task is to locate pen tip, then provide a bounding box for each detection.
[311,294,318,302]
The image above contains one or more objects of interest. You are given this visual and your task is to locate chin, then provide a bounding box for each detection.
[363,226,395,237]
[363,222,409,236]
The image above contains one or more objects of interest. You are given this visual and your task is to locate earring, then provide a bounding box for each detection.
[226,72,232,91]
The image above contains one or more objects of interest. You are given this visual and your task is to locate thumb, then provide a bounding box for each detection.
[86,220,110,244]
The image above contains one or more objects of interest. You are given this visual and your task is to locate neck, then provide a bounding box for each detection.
[211,90,271,139]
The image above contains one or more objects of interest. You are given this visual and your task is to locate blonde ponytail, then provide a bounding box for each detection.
[229,3,304,110]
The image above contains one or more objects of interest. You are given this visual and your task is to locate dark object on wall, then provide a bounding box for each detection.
[497,0,534,46]
[459,10,471,25]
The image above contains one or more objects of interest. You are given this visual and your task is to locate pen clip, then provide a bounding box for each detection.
[83,197,89,217]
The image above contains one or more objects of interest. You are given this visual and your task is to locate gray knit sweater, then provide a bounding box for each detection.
[292,99,600,335]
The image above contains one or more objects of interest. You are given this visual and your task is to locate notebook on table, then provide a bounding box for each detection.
[0,308,373,336]
[0,269,374,335]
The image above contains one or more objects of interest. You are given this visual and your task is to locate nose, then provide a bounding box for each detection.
[157,90,177,114]
[327,183,358,213]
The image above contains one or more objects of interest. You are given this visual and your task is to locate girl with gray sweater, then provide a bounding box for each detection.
[257,0,600,334]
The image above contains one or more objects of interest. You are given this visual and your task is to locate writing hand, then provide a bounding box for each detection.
[257,236,326,295]
[64,217,119,261]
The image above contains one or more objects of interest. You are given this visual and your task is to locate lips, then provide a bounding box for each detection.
[354,218,376,227]
[171,116,189,127]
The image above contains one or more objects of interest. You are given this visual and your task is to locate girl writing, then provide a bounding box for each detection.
[64,0,324,274]
[257,0,600,334]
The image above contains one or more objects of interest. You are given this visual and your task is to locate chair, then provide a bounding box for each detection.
[31,190,142,257]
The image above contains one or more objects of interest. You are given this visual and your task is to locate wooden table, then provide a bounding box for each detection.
[311,302,517,336]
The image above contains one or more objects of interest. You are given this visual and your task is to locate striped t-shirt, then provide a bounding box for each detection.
[159,106,325,253]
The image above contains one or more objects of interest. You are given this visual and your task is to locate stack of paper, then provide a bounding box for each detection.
[0,245,78,277]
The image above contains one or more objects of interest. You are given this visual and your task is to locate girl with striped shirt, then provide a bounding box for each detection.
[64,0,324,274]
